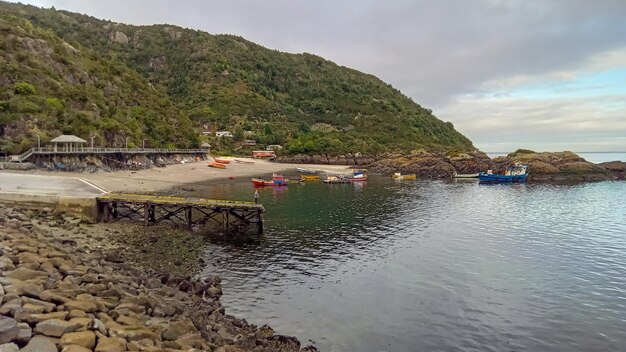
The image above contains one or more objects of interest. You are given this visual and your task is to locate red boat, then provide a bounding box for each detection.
[349,172,368,182]
[214,157,231,164]
[251,174,288,187]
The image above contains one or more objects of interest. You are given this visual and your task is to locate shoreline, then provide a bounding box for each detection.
[0,204,318,351]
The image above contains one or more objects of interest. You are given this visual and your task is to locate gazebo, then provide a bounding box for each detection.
[50,135,87,152]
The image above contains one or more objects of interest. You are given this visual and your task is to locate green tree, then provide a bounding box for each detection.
[233,125,244,141]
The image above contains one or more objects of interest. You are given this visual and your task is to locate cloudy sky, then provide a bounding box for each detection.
[14,0,626,152]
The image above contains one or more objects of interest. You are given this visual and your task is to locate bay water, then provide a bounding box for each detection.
[197,178,626,351]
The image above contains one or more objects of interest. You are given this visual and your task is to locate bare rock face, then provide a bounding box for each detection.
[108,30,129,44]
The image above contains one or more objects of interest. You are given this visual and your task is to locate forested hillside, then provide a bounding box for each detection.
[0,1,474,155]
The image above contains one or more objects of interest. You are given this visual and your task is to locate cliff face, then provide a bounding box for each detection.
[365,151,621,182]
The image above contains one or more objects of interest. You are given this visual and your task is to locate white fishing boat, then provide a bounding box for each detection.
[453,172,479,178]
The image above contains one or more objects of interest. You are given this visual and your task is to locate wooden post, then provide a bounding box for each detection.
[144,203,149,226]
[103,202,110,223]
[258,210,264,235]
[149,205,155,222]
[186,206,192,229]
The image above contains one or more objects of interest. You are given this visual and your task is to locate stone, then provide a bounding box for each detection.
[14,322,31,345]
[95,336,127,352]
[4,268,47,281]
[0,258,15,271]
[21,297,56,313]
[64,300,97,313]
[16,252,44,264]
[68,310,87,319]
[34,319,82,337]
[61,345,91,352]
[108,325,158,342]
[0,300,21,316]
[60,330,96,349]
[18,311,68,324]
[39,290,71,304]
[162,319,197,341]
[19,335,57,352]
[0,343,18,352]
[0,317,19,344]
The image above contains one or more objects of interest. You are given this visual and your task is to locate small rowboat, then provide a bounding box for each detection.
[392,172,417,180]
[453,172,479,178]
[235,159,255,164]
[300,174,321,181]
[252,174,288,187]
[208,161,226,169]
[214,157,231,164]
[349,171,368,182]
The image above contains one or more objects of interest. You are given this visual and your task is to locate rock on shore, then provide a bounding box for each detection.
[365,150,621,182]
[0,204,317,352]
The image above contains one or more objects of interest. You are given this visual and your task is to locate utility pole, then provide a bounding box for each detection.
[90,134,95,148]
[125,137,130,149]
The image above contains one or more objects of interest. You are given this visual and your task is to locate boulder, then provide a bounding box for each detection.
[61,345,91,352]
[64,300,97,313]
[0,343,18,352]
[0,257,15,271]
[3,268,48,281]
[60,330,96,349]
[34,319,82,337]
[95,336,127,352]
[0,317,19,344]
[14,322,31,345]
[162,319,197,341]
[18,335,57,352]
[108,325,158,342]
[17,311,68,324]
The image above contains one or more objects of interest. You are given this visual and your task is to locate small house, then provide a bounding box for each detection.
[243,140,257,146]
[266,144,283,151]
[215,131,233,138]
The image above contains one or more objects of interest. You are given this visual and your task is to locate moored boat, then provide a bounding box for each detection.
[252,173,288,186]
[214,157,231,164]
[392,172,417,180]
[323,175,351,184]
[453,172,479,178]
[349,171,368,182]
[234,159,255,164]
[479,163,529,183]
[300,174,321,181]
[208,161,226,169]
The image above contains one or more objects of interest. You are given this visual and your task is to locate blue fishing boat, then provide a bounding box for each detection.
[479,163,529,183]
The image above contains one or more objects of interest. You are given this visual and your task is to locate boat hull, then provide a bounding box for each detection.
[478,173,528,183]
[251,178,288,187]
[453,173,479,178]
[208,162,226,169]
[214,158,231,164]
[300,175,321,181]
[296,167,318,174]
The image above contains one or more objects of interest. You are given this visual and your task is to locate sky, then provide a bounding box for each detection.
[11,0,626,152]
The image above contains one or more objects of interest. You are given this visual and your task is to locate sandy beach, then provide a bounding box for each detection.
[4,158,352,194]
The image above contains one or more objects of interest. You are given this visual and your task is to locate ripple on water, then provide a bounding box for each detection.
[199,179,626,352]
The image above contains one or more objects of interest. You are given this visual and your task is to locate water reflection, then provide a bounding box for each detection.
[196,178,626,352]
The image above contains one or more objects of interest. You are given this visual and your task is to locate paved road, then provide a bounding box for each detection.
[0,173,106,197]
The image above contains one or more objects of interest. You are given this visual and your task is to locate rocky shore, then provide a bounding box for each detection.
[0,205,317,352]
[362,150,625,182]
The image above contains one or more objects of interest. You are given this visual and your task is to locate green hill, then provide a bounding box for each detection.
[0,1,474,156]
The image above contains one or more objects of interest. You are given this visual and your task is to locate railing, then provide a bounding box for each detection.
[8,147,209,162]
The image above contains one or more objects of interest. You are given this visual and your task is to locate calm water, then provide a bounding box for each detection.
[487,152,626,164]
[198,178,626,352]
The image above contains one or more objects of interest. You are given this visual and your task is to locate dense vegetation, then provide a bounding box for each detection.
[0,1,474,156]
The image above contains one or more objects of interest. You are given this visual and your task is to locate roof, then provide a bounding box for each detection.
[50,135,87,143]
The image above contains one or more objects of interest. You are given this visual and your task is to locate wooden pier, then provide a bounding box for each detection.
[96,194,264,234]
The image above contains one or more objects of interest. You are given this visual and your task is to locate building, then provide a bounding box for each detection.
[243,140,257,146]
[215,131,233,138]
[266,144,283,151]
[252,150,276,158]
[50,135,87,152]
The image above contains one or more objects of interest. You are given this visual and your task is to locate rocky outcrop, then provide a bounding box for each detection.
[108,31,129,44]
[0,204,317,352]
[275,153,378,166]
[364,150,622,182]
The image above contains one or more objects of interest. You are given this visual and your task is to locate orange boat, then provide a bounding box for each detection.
[214,157,231,164]
[208,161,226,169]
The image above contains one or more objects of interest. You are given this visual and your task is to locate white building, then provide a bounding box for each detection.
[215,131,233,138]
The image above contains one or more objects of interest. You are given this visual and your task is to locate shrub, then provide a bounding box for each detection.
[14,82,36,95]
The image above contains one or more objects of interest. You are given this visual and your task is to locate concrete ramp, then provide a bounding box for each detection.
[0,173,107,219]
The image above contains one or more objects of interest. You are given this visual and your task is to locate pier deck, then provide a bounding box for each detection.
[96,193,264,234]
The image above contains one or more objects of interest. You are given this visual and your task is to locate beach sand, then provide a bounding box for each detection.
[6,158,351,194]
